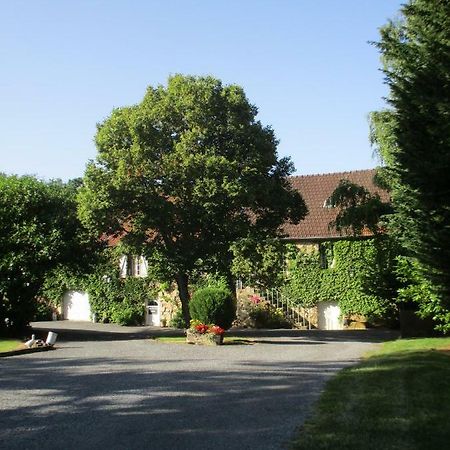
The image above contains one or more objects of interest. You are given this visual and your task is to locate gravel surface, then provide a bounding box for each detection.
[0,323,396,450]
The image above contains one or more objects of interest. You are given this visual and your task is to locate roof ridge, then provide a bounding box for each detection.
[289,168,377,179]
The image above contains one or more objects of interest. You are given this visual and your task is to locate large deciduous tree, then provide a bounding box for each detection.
[77,75,306,324]
[370,0,450,330]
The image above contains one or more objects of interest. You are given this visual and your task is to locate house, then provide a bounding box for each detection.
[62,168,389,328]
[236,168,390,330]
[280,168,390,329]
[283,168,388,244]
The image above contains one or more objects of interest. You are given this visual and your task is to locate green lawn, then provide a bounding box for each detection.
[291,337,450,450]
[0,339,22,353]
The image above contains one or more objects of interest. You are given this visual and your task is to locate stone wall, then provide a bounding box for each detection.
[157,288,181,327]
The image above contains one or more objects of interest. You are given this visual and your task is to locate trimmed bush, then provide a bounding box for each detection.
[189,287,236,330]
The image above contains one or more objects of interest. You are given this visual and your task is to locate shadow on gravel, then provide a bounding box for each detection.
[0,354,356,450]
[30,323,183,342]
[31,321,399,344]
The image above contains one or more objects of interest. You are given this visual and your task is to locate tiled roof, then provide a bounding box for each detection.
[282,168,390,241]
[103,168,389,245]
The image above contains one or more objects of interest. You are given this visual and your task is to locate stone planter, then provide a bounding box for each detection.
[186,330,224,346]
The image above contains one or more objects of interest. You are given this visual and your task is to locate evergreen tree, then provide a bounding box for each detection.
[370,0,450,330]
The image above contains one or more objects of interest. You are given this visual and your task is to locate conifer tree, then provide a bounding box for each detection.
[371,0,450,330]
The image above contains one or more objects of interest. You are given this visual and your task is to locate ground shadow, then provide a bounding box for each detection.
[31,321,399,345]
[0,353,357,450]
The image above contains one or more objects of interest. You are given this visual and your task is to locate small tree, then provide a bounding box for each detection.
[78,75,306,325]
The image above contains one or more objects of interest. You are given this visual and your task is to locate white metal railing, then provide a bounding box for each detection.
[259,287,313,329]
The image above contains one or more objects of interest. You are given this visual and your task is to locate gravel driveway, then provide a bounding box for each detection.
[0,323,395,450]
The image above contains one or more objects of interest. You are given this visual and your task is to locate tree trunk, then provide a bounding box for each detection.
[175,273,191,327]
[225,271,237,299]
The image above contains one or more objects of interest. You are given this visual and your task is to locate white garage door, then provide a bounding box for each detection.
[63,290,91,321]
[318,301,343,330]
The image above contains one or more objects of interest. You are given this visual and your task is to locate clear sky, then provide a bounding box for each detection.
[0,0,403,181]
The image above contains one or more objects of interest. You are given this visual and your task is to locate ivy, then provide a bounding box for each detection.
[284,237,400,321]
[42,249,159,326]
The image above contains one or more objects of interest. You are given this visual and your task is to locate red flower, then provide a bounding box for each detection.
[249,295,261,304]
[195,324,209,334]
[209,325,225,335]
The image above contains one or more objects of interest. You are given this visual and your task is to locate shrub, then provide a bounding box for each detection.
[110,301,143,326]
[189,287,236,330]
[33,299,54,322]
[248,301,292,329]
[170,309,186,329]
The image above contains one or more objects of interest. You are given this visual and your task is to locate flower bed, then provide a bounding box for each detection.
[186,320,225,346]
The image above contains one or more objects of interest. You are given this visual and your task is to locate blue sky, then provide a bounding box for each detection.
[0,0,403,181]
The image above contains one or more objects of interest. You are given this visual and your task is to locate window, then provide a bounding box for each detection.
[120,255,147,278]
[319,243,335,269]
[126,255,141,277]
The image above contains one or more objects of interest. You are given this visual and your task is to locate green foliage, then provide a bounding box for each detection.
[42,250,157,326]
[33,299,54,322]
[191,273,229,291]
[110,300,143,326]
[284,238,399,321]
[284,246,323,309]
[77,74,306,325]
[0,174,101,334]
[370,0,450,331]
[169,309,186,329]
[231,237,286,289]
[396,256,450,329]
[248,302,291,329]
[328,178,392,235]
[41,265,85,307]
[189,286,236,329]
[84,272,154,326]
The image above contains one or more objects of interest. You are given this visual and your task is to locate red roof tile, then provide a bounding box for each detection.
[282,169,389,241]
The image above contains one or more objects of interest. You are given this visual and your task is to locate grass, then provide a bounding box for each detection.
[291,337,450,450]
[0,339,22,353]
[151,336,254,345]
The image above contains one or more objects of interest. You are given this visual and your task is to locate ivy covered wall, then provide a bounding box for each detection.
[284,237,400,322]
[42,249,158,326]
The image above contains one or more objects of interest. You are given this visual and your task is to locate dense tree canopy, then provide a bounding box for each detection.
[78,75,306,324]
[371,0,450,330]
[0,175,99,333]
